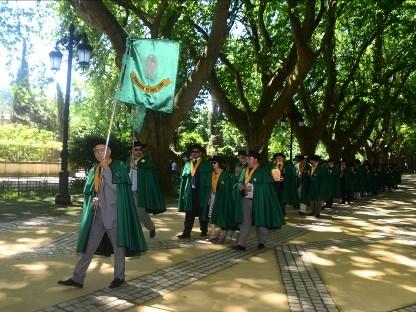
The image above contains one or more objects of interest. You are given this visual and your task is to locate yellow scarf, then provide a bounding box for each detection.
[311,163,318,175]
[190,158,202,176]
[94,158,112,193]
[211,169,223,192]
[245,164,259,184]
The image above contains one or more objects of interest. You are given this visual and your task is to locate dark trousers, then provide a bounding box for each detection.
[182,188,208,235]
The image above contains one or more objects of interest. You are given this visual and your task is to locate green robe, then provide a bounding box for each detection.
[234,166,286,229]
[309,163,331,201]
[76,160,147,257]
[281,161,299,206]
[350,167,361,193]
[210,170,240,229]
[295,162,311,205]
[328,166,341,199]
[127,156,166,214]
[178,159,212,221]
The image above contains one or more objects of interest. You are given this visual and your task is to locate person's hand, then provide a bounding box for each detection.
[93,197,99,207]
[100,159,109,170]
[245,184,252,192]
[239,184,245,191]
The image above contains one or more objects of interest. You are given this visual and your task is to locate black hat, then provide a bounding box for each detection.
[237,150,248,156]
[90,137,113,150]
[247,150,261,160]
[134,141,147,148]
[209,155,223,163]
[309,154,320,161]
[187,143,206,154]
[294,154,305,161]
[273,152,286,159]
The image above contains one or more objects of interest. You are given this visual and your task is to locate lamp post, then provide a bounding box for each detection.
[280,114,304,162]
[49,24,92,205]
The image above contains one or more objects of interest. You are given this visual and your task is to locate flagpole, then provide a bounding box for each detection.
[104,100,118,156]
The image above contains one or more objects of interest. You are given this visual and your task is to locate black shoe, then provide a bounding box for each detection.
[177,233,191,239]
[149,229,156,238]
[57,278,83,288]
[109,278,125,289]
[315,214,321,219]
[200,232,208,237]
[231,244,246,251]
[257,243,265,249]
[298,211,306,216]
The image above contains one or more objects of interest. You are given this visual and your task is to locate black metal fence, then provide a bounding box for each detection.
[0,177,86,196]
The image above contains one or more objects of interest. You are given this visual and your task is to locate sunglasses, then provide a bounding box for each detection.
[191,150,200,153]
[211,161,217,164]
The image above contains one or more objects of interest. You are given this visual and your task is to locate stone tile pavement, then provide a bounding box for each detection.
[2,184,415,312]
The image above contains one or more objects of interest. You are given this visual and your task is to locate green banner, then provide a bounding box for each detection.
[128,105,147,134]
[115,38,180,113]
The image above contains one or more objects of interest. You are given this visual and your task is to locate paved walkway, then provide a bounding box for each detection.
[0,176,415,312]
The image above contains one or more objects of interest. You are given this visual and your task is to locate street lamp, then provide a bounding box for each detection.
[280,114,304,162]
[49,23,92,205]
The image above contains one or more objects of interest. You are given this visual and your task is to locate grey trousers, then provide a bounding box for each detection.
[133,192,155,231]
[237,198,268,247]
[72,214,125,284]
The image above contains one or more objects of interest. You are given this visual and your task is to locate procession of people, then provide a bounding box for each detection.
[57,138,401,289]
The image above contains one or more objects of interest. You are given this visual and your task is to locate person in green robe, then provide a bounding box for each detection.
[233,150,248,183]
[127,141,166,239]
[308,155,330,218]
[207,156,237,243]
[340,160,352,204]
[350,160,361,200]
[58,138,147,289]
[232,151,285,251]
[177,143,212,239]
[324,159,340,209]
[294,155,311,215]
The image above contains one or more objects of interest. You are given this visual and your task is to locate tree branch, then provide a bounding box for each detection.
[171,0,231,127]
[69,0,128,68]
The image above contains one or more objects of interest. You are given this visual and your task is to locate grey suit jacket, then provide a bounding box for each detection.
[98,167,117,229]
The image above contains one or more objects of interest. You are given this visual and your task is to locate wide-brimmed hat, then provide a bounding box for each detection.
[133,141,147,148]
[187,143,206,154]
[247,151,261,160]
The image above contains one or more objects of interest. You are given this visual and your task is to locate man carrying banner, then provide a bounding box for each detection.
[58,138,147,289]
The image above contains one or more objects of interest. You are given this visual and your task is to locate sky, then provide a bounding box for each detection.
[0,1,83,101]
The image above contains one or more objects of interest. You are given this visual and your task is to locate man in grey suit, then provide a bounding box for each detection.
[58,139,147,289]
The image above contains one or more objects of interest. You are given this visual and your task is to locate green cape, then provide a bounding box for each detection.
[296,162,311,205]
[210,170,240,229]
[127,155,166,214]
[178,159,212,221]
[76,160,147,257]
[309,163,331,201]
[233,166,285,229]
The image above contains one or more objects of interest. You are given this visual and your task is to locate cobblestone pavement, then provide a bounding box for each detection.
[2,182,415,312]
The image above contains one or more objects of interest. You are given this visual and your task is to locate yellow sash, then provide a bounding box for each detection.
[191,158,202,176]
[244,164,259,184]
[211,169,223,192]
[94,158,112,193]
[311,163,318,175]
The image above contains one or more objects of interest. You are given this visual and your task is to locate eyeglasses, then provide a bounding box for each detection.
[191,150,200,153]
